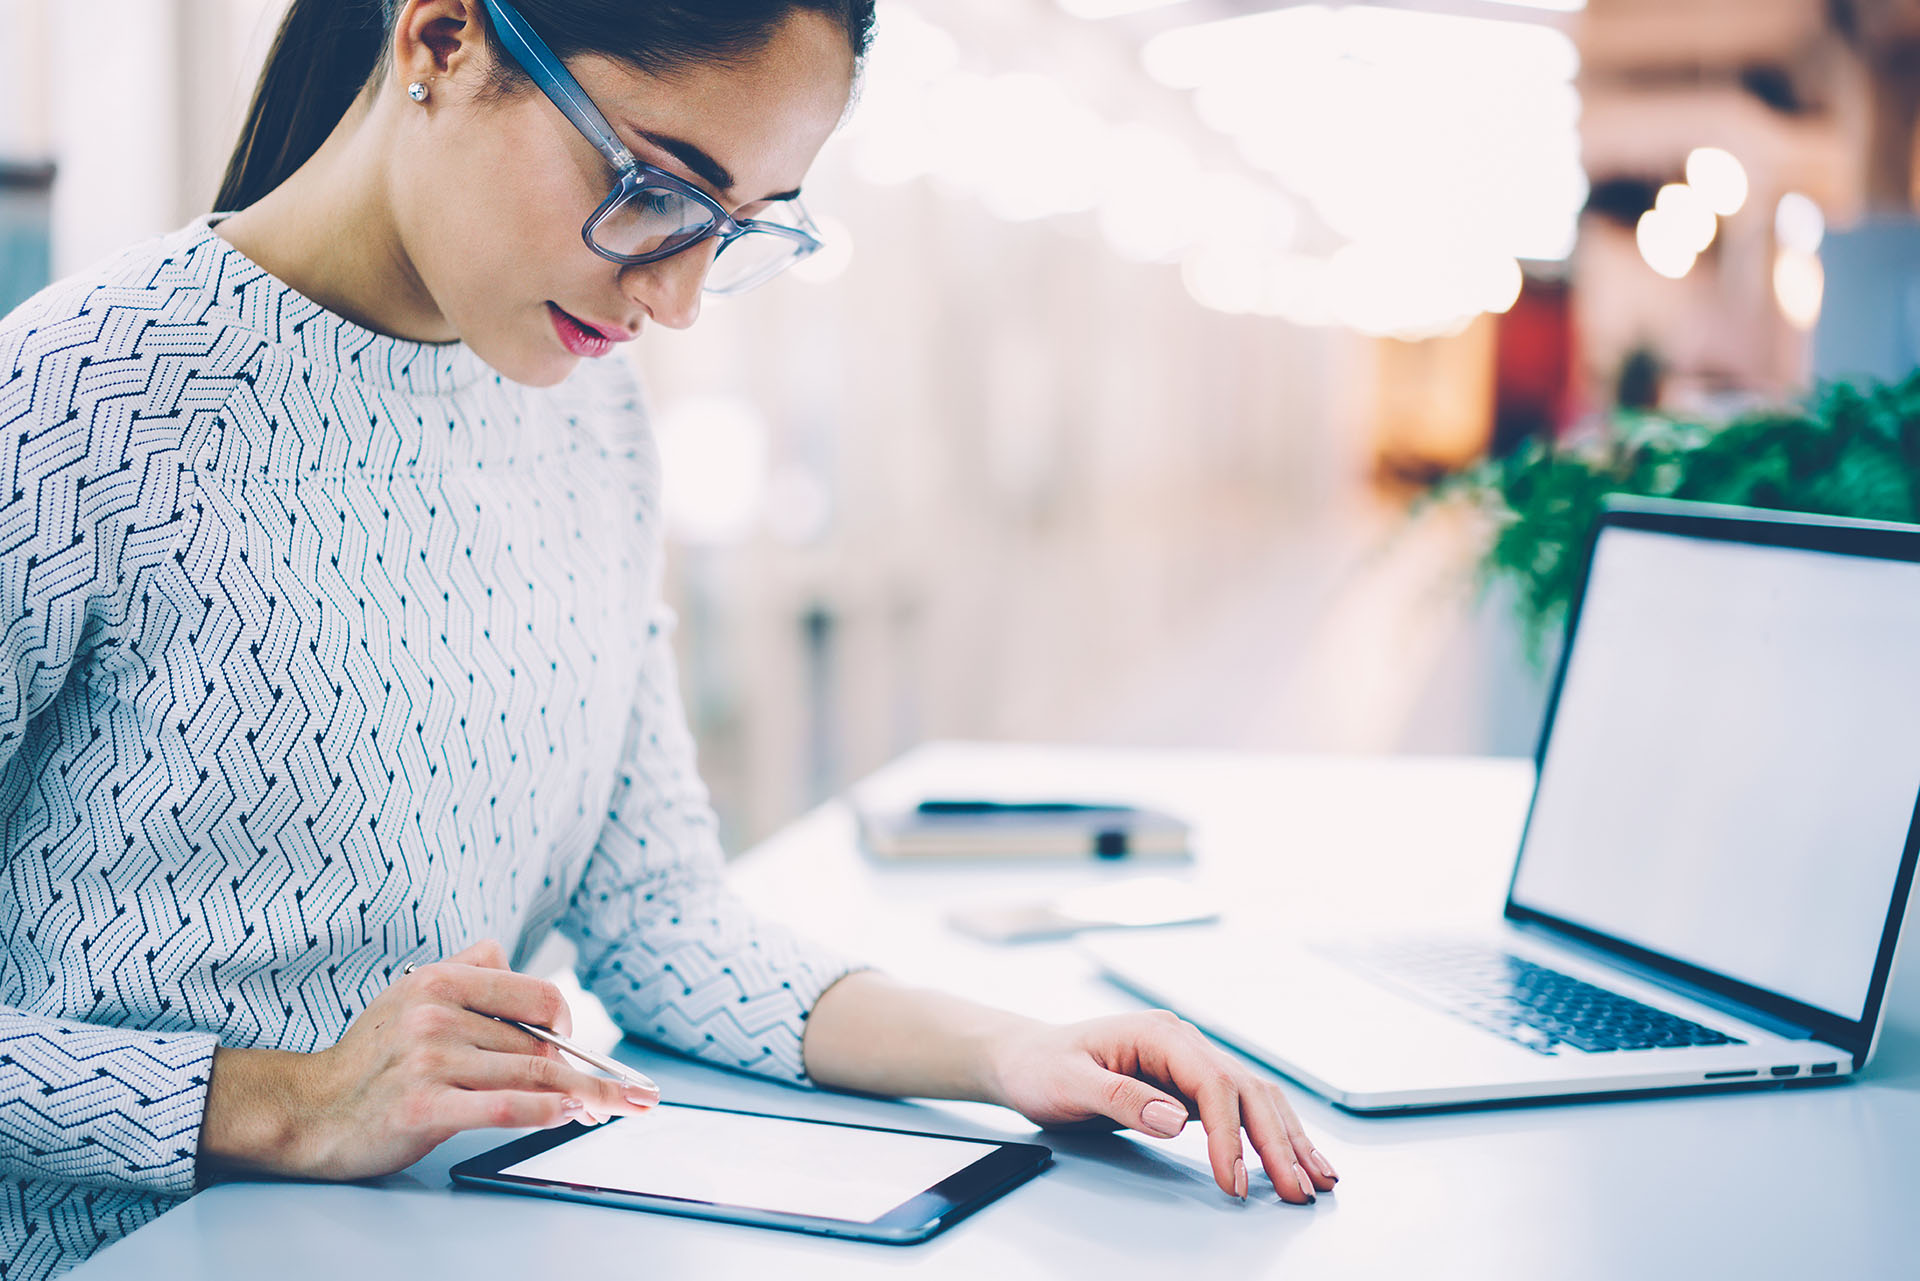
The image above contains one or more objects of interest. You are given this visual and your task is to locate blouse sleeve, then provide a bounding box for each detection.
[0,319,220,1197]
[0,1013,218,1197]
[556,603,863,1085]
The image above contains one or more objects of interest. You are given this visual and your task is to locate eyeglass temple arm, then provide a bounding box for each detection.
[479,0,638,173]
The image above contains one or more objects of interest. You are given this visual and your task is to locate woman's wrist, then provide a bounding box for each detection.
[195,1045,323,1187]
[802,971,1043,1105]
[956,1006,1036,1106]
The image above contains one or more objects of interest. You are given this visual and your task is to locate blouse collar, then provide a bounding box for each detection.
[188,212,493,397]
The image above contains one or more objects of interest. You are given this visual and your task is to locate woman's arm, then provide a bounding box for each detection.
[556,601,861,1085]
[578,461,1332,1203]
[0,1008,222,1198]
[802,970,1338,1204]
[0,323,232,1199]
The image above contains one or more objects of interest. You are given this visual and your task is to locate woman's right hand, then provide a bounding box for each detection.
[197,939,657,1185]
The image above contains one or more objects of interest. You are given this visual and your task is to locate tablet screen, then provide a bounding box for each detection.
[500,1105,995,1223]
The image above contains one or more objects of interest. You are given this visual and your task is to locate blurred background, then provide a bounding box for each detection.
[3,0,1918,851]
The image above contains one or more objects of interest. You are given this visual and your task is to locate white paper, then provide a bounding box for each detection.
[502,1106,992,1223]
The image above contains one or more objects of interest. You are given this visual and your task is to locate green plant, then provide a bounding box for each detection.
[1435,371,1920,660]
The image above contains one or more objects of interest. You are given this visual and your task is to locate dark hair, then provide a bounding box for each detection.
[215,0,875,213]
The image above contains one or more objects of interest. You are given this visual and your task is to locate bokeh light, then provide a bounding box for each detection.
[655,396,773,546]
[1774,192,1826,256]
[1684,147,1748,217]
[1773,249,1824,330]
[1655,182,1717,253]
[1636,210,1698,280]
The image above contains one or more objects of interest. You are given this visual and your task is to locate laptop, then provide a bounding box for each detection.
[1087,497,1920,1111]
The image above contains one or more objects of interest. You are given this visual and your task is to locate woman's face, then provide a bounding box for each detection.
[392,6,854,387]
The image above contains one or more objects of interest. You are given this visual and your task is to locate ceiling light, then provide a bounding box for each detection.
[1055,0,1193,18]
[1140,5,1584,266]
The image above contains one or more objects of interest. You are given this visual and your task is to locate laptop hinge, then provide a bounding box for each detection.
[1507,919,1818,1041]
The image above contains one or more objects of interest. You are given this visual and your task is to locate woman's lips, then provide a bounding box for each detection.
[547,303,633,358]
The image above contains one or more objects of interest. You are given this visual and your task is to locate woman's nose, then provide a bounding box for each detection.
[622,241,721,330]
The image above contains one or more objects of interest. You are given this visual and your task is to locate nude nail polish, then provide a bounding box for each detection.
[1142,1100,1186,1137]
[1233,1157,1247,1201]
[1293,1163,1316,1203]
[1312,1148,1338,1181]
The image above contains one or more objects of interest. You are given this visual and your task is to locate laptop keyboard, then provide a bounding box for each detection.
[1326,942,1747,1057]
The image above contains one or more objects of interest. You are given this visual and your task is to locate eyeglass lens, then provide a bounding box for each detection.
[591,186,716,260]
[706,227,811,292]
[591,183,812,289]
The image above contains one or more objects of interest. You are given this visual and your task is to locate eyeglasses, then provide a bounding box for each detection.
[479,0,823,295]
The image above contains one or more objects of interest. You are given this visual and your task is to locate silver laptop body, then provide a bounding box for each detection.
[1090,498,1920,1111]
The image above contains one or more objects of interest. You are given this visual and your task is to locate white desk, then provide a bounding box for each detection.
[73,744,1920,1279]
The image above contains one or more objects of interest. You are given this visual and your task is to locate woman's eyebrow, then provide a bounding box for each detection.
[634,128,803,204]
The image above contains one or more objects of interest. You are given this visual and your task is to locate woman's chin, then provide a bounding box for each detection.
[473,341,579,389]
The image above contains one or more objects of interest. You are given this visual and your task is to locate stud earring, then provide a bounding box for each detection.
[407,81,429,103]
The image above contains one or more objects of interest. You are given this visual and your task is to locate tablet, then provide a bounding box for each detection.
[448,1102,1052,1244]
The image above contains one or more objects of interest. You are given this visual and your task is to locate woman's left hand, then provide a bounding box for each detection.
[982,1010,1338,1203]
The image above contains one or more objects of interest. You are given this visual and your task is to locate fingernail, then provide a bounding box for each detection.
[1312,1148,1338,1181]
[1233,1157,1247,1201]
[561,1097,584,1118]
[624,1088,657,1109]
[1141,1100,1187,1137]
[1293,1163,1316,1203]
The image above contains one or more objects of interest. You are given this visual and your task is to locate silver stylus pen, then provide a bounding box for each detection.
[492,1016,663,1101]
[397,962,661,1102]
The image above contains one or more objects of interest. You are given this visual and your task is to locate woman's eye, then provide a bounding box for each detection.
[638,191,681,218]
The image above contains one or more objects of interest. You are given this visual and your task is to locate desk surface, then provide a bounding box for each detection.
[75,743,1920,1280]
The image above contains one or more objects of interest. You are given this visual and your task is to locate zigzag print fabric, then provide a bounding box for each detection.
[0,215,855,1278]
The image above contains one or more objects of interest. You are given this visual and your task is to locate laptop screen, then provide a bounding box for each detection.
[1508,523,1920,1024]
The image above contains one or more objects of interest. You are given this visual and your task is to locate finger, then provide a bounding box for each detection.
[450,1049,655,1121]
[406,1007,653,1127]
[398,999,561,1059]
[1273,1089,1338,1189]
[433,1088,592,1134]
[443,939,511,970]
[440,1006,569,1060]
[414,963,574,1040]
[1140,1031,1248,1198]
[1241,1083,1317,1203]
[1189,1071,1247,1199]
[1076,1064,1191,1140]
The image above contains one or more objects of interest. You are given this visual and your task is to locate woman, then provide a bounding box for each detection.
[0,2,1336,1273]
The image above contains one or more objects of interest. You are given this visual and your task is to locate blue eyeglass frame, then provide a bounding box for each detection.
[478,0,823,288]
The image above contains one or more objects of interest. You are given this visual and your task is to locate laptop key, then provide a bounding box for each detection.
[1324,942,1747,1058]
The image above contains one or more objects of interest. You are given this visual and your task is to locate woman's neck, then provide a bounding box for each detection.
[214,94,457,345]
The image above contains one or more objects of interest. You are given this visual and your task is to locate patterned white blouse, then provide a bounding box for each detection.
[0,214,855,1278]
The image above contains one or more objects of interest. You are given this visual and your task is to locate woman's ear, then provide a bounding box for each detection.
[391,0,489,94]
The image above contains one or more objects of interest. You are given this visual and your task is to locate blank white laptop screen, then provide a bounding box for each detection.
[1510,526,1920,1022]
